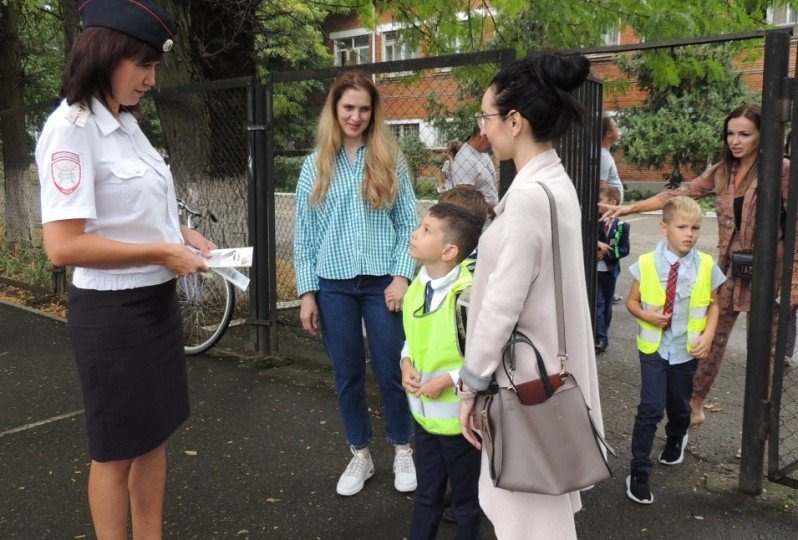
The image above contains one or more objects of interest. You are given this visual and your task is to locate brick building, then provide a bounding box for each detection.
[322,6,798,187]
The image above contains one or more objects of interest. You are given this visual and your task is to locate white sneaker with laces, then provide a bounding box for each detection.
[336,448,374,496]
[393,449,417,492]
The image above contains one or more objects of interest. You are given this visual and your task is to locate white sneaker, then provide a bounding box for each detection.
[336,448,374,496]
[393,449,417,492]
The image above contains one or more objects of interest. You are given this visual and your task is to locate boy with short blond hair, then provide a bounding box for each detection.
[400,202,483,539]
[625,196,725,505]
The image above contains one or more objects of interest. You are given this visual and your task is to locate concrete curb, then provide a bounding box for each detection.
[0,299,67,324]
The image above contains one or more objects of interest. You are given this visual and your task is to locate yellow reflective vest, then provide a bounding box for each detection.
[402,265,472,435]
[636,251,714,354]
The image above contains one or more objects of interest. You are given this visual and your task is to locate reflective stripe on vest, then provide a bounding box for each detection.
[636,251,714,355]
[403,266,472,435]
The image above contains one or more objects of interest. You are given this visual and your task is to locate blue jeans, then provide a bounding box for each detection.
[595,270,617,343]
[630,352,697,476]
[316,275,413,449]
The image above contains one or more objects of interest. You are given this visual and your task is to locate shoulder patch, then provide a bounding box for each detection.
[51,151,82,195]
[65,102,90,127]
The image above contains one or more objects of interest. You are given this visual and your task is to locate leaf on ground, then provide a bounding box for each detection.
[183,450,198,456]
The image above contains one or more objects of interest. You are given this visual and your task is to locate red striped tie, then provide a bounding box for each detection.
[663,261,680,329]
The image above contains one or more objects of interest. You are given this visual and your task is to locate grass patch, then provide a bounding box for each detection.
[276,259,297,302]
[0,222,53,289]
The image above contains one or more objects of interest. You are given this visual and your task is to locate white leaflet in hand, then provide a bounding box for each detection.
[211,267,250,292]
[203,247,253,268]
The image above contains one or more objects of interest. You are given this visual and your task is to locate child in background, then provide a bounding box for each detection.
[625,196,725,504]
[596,186,630,352]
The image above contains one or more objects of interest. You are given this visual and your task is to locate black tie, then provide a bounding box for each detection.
[424,281,434,313]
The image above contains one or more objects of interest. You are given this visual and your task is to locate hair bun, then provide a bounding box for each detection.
[529,52,590,93]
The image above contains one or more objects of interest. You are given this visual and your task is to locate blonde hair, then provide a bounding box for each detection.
[662,196,702,223]
[311,71,400,209]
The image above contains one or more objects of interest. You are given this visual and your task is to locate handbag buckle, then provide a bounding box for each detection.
[558,354,569,375]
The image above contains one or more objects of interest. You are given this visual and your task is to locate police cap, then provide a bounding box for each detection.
[79,0,177,52]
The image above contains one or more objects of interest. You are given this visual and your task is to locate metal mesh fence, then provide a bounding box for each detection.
[145,81,251,320]
[271,62,508,307]
[775,365,798,484]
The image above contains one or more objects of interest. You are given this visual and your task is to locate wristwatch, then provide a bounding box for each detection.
[455,379,478,400]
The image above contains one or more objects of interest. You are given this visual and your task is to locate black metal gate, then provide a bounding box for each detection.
[561,76,603,326]
[247,50,604,354]
[761,28,798,491]
[740,27,798,492]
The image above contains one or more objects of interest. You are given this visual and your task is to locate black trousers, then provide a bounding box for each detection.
[410,422,481,540]
[630,352,696,476]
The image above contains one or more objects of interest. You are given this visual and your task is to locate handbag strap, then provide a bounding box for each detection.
[536,182,568,372]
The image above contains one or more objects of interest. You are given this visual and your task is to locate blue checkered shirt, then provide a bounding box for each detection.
[294,145,418,296]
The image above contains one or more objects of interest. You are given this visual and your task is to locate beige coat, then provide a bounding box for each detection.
[461,149,604,539]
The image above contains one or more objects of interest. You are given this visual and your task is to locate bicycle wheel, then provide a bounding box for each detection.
[177,271,235,355]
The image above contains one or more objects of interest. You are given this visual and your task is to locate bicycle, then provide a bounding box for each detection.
[176,197,236,355]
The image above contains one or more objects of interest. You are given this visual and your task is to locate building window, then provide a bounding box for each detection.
[389,122,420,140]
[335,34,371,66]
[382,31,420,62]
[768,6,798,26]
[601,25,621,46]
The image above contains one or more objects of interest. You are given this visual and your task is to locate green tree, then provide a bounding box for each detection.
[616,44,758,188]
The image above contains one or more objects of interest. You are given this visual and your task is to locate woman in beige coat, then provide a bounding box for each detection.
[457,52,605,538]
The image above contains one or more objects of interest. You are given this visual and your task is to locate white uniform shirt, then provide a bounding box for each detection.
[36,98,184,290]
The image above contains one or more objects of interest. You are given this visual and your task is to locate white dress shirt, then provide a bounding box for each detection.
[37,98,184,290]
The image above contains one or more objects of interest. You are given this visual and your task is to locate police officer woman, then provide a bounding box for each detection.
[36,1,213,536]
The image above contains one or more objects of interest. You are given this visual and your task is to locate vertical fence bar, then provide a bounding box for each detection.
[582,79,602,327]
[262,76,279,352]
[246,79,260,351]
[740,28,791,495]
[769,72,798,480]
[247,77,277,354]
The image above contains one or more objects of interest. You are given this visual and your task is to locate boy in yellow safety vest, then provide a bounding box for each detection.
[625,196,725,505]
[400,203,484,539]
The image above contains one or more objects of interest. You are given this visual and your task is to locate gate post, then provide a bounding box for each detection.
[246,76,279,354]
[739,28,791,495]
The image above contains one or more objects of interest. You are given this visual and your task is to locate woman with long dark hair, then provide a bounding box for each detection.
[457,52,605,538]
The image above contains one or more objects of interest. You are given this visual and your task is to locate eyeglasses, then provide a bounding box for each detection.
[475,113,503,130]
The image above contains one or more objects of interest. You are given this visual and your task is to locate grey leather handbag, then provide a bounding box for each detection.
[477,182,616,495]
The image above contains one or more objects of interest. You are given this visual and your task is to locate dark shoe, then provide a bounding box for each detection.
[595,339,608,353]
[626,474,653,504]
[658,433,688,465]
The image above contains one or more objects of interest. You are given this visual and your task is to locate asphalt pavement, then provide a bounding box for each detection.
[1,213,797,538]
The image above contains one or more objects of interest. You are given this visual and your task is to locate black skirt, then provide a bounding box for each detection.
[68,279,190,462]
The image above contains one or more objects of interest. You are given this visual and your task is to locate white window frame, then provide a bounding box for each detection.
[382,30,420,63]
[601,25,621,46]
[387,121,422,141]
[330,28,372,67]
[767,6,798,26]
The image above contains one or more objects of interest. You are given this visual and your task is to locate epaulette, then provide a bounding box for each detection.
[65,102,91,127]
